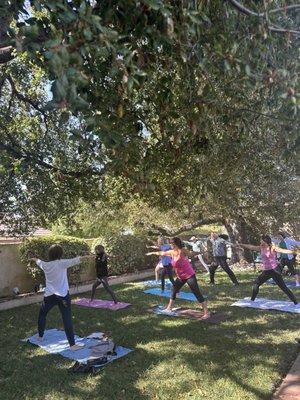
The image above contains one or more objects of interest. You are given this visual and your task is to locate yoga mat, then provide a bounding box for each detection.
[72,298,131,310]
[267,279,300,288]
[22,329,133,364]
[139,279,172,288]
[144,288,207,302]
[148,306,227,324]
[231,297,300,314]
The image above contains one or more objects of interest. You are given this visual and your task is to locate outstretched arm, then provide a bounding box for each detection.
[273,246,297,255]
[146,250,173,257]
[184,249,202,258]
[79,254,95,262]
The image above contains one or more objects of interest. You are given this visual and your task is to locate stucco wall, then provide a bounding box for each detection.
[0,243,96,298]
[0,243,34,297]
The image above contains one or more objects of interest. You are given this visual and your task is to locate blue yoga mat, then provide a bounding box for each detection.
[144,288,206,301]
[22,329,133,365]
[267,279,300,288]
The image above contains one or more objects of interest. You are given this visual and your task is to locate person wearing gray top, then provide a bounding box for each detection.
[208,232,239,285]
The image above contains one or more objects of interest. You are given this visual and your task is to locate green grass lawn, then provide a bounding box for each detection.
[0,270,299,400]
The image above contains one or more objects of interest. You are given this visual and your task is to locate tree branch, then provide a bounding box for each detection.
[0,138,107,178]
[268,26,300,35]
[227,0,300,36]
[269,5,300,14]
[6,75,45,114]
[227,0,264,17]
[145,218,221,237]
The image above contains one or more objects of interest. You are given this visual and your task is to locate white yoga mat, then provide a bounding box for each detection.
[22,329,133,364]
[231,297,300,314]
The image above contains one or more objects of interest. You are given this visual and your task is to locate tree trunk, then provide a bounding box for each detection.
[224,217,259,263]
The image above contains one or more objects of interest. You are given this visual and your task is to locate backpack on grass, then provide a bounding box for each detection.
[69,339,117,374]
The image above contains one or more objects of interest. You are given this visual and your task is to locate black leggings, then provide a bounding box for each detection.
[171,274,205,303]
[278,258,297,276]
[38,293,75,346]
[161,264,175,291]
[91,277,118,303]
[209,256,239,284]
[251,269,298,304]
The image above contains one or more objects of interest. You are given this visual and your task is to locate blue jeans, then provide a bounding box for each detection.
[38,292,75,346]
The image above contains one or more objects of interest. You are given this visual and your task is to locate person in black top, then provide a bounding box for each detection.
[90,245,118,303]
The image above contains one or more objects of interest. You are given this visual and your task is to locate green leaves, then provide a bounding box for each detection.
[143,0,162,11]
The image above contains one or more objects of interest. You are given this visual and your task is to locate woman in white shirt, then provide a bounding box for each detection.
[31,244,93,351]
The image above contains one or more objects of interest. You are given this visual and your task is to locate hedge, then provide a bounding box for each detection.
[19,235,91,285]
[20,234,155,289]
[91,234,154,275]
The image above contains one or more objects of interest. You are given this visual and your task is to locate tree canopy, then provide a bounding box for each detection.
[0,1,299,236]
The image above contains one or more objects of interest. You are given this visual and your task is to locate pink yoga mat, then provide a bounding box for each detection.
[72,298,131,310]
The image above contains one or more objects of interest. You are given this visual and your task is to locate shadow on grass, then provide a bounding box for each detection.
[0,270,299,400]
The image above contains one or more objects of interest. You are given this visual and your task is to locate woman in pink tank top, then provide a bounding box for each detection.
[147,237,210,319]
[237,235,298,304]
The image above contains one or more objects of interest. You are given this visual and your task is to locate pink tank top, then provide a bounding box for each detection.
[261,247,277,270]
[171,255,195,280]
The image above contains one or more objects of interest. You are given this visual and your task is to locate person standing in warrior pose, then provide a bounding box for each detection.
[277,231,300,286]
[237,235,298,304]
[148,237,175,291]
[208,232,239,286]
[147,237,210,319]
[90,245,118,303]
[30,245,94,351]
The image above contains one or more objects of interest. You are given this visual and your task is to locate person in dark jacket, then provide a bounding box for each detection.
[90,245,118,303]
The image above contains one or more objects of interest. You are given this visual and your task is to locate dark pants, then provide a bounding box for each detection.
[38,293,75,346]
[161,264,175,291]
[171,274,205,303]
[209,256,239,284]
[251,269,297,304]
[91,277,118,303]
[278,258,297,276]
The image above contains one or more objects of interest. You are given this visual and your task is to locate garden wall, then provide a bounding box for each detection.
[0,243,33,297]
[0,242,96,298]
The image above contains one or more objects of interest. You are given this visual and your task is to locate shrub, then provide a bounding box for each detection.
[91,234,151,275]
[19,235,92,285]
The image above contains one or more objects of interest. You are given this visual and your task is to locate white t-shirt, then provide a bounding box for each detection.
[37,257,81,297]
[284,238,300,260]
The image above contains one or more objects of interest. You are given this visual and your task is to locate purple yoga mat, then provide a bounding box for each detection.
[72,298,131,310]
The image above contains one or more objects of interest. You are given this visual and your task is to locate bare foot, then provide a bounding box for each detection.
[200,312,210,320]
[70,344,84,351]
